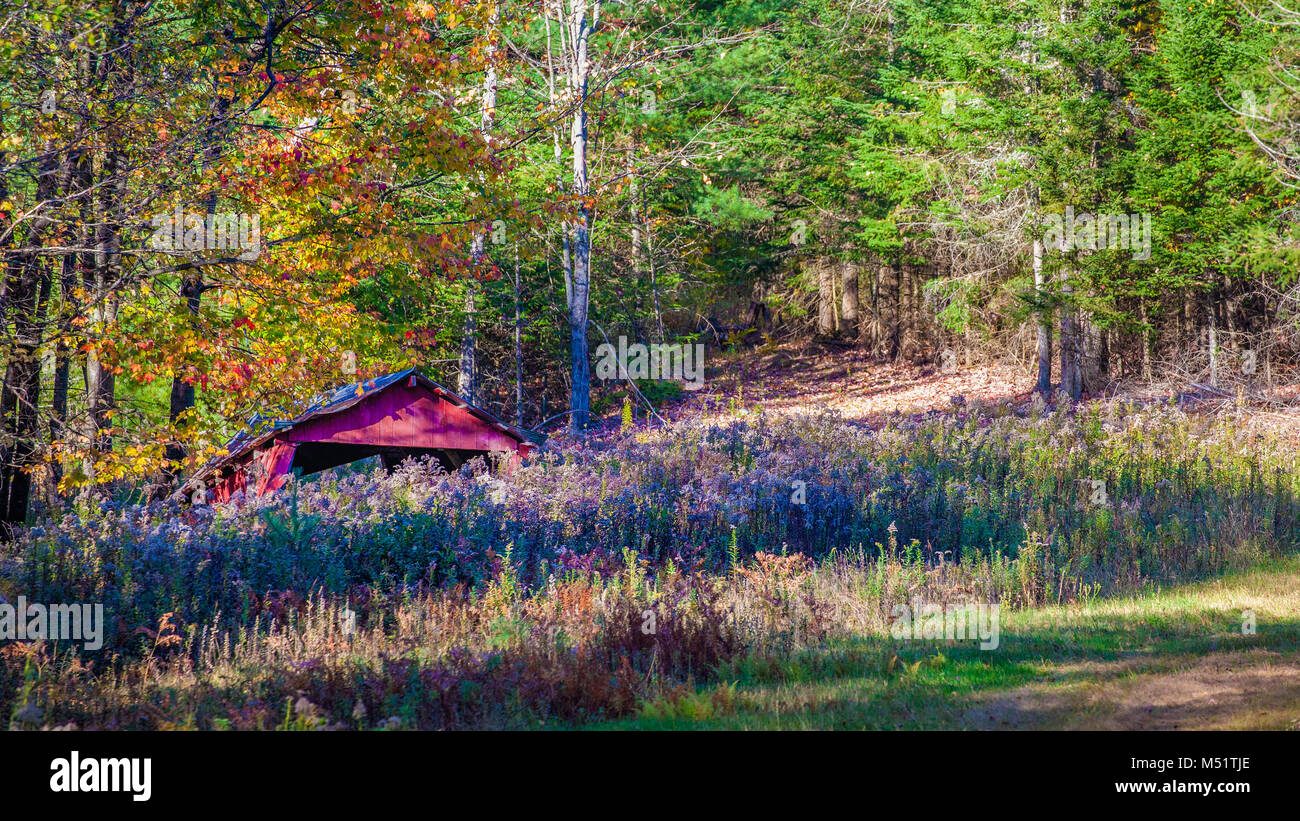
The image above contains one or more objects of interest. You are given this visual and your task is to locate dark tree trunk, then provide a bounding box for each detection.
[0,270,46,537]
[164,272,204,463]
[880,259,900,359]
[1060,265,1081,401]
[840,261,859,340]
[815,257,837,336]
[0,150,59,537]
[899,261,917,362]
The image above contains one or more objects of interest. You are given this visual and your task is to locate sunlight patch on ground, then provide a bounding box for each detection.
[599,557,1300,731]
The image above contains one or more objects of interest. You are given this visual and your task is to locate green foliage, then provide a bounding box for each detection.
[692,185,774,227]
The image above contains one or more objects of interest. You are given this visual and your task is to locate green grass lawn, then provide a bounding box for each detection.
[598,557,1300,730]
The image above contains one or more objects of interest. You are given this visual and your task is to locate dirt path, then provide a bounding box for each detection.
[964,649,1300,730]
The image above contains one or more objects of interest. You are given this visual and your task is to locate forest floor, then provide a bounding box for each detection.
[598,557,1300,730]
[693,341,1037,421]
[657,339,1300,445]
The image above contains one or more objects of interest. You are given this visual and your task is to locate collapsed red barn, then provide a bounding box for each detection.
[190,369,537,503]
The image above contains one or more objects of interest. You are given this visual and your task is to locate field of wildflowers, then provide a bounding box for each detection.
[3,399,1298,729]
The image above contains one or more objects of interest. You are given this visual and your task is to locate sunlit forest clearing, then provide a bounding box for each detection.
[5,0,1300,731]
[5,386,1300,729]
[606,556,1300,731]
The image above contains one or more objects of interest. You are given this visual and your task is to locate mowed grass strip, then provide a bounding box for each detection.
[600,557,1300,730]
